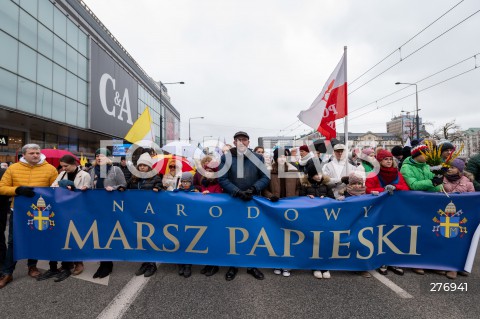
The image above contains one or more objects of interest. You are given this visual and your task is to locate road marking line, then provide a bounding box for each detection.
[96,264,159,319]
[370,271,414,299]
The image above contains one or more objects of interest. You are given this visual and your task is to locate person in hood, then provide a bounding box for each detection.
[0,144,58,289]
[322,144,364,198]
[218,131,270,281]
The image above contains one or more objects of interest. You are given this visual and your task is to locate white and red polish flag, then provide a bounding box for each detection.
[297,53,347,140]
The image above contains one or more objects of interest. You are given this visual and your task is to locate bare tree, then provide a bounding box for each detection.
[431,120,464,142]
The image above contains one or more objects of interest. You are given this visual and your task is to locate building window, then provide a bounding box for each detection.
[66,45,77,74]
[37,54,53,88]
[17,78,36,114]
[52,91,65,122]
[38,0,54,31]
[0,31,18,73]
[53,35,66,68]
[0,68,18,109]
[66,97,77,125]
[38,24,53,59]
[53,63,66,95]
[36,85,52,118]
[53,6,66,41]
[0,0,20,37]
[66,71,77,100]
[18,43,37,81]
[19,9,37,49]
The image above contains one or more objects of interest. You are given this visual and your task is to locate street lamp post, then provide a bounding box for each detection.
[395,82,420,140]
[189,117,204,143]
[203,135,213,145]
[157,81,185,147]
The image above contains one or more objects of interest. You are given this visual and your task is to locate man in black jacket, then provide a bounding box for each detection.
[218,131,270,281]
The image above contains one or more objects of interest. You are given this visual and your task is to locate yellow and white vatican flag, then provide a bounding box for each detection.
[124,107,154,143]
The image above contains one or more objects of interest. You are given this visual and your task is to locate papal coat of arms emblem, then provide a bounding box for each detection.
[26,196,55,231]
[432,201,467,238]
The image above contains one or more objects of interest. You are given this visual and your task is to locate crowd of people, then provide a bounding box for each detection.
[1,132,479,289]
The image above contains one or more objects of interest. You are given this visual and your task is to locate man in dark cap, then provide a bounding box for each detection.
[391,145,404,167]
[218,131,270,281]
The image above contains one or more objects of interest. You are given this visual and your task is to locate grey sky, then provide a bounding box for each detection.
[83,0,480,146]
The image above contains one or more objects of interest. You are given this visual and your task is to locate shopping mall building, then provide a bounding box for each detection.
[0,0,181,163]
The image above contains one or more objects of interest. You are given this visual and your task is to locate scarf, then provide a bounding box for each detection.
[94,164,112,189]
[378,166,399,185]
[299,153,314,166]
[67,167,79,181]
[445,173,461,182]
[346,184,366,196]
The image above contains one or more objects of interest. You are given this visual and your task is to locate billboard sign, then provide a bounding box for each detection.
[90,41,138,137]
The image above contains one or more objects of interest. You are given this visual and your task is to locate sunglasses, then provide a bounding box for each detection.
[169,165,176,168]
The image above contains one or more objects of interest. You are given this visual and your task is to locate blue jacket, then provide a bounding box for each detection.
[218,148,270,196]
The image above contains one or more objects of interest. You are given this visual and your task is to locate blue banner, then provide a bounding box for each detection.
[13,188,480,271]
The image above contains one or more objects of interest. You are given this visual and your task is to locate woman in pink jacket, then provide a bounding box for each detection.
[442,158,474,279]
[443,158,475,193]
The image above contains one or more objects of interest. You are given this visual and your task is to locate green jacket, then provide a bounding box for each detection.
[399,157,442,192]
[465,153,480,191]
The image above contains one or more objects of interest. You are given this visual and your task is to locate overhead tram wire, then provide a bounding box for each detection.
[349,52,480,114]
[348,7,480,95]
[348,66,480,121]
[277,119,301,135]
[349,0,465,86]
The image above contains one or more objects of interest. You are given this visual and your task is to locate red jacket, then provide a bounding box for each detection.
[365,171,410,193]
[200,182,223,194]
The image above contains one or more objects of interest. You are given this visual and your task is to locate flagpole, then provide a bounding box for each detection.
[343,46,349,174]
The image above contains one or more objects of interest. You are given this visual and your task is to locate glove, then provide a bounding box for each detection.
[337,195,345,201]
[429,165,443,172]
[117,186,125,192]
[431,176,444,187]
[270,196,279,202]
[341,176,349,184]
[384,184,396,195]
[247,186,257,194]
[237,190,253,201]
[15,186,35,197]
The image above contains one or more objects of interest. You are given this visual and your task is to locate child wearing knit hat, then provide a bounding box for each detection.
[173,171,198,278]
[441,157,474,279]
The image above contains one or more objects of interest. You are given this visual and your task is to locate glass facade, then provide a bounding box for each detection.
[0,0,181,160]
[138,85,180,146]
[0,0,89,128]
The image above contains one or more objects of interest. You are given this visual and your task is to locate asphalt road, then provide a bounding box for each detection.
[0,253,479,319]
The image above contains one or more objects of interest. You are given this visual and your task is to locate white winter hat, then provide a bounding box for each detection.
[137,152,153,168]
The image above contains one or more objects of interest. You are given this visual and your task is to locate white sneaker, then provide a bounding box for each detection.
[282,270,291,277]
[313,270,323,279]
[273,269,281,275]
[322,271,331,279]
